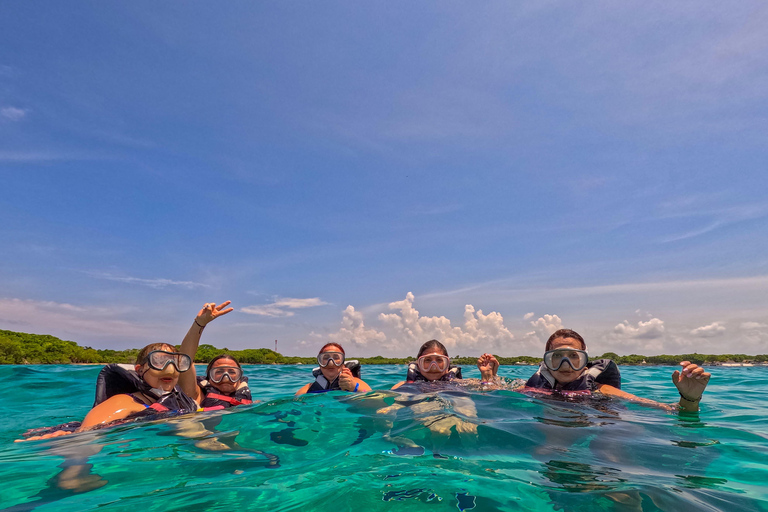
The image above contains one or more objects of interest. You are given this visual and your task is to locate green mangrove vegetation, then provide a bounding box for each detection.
[1,328,766,366]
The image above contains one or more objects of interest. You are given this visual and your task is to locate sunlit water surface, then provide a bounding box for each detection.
[1,364,767,511]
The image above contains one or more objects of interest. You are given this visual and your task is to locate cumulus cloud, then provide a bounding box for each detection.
[376,292,515,352]
[324,292,518,354]
[1,106,26,121]
[525,314,563,343]
[242,297,329,317]
[613,318,665,339]
[523,312,534,320]
[328,305,387,346]
[690,322,726,337]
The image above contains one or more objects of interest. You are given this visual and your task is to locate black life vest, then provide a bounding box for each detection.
[197,375,253,409]
[405,362,462,383]
[307,360,361,393]
[524,358,621,392]
[93,363,199,414]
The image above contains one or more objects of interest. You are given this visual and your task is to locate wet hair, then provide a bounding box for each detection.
[205,354,242,380]
[417,339,448,358]
[545,329,586,351]
[319,343,344,355]
[135,343,176,365]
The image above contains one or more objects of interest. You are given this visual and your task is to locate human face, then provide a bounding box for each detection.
[318,349,345,380]
[417,351,450,381]
[209,358,242,393]
[547,337,587,385]
[136,346,180,392]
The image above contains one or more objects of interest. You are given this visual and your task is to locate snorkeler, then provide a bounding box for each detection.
[391,339,465,389]
[295,343,371,395]
[177,301,254,409]
[524,329,711,412]
[23,343,199,440]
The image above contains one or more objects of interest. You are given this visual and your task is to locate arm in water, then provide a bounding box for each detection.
[597,361,711,412]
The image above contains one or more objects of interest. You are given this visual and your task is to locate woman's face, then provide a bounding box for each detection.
[136,345,179,392]
[418,351,450,381]
[318,348,345,381]
[548,337,586,384]
[209,358,241,394]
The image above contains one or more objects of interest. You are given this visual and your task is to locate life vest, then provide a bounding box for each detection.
[93,363,199,414]
[405,362,462,383]
[307,360,361,393]
[197,375,253,409]
[524,358,621,392]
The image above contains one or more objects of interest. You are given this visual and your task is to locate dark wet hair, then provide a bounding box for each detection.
[206,354,242,380]
[319,343,344,355]
[417,339,448,358]
[545,329,586,351]
[135,343,176,365]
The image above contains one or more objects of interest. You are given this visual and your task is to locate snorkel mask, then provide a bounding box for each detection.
[543,347,589,372]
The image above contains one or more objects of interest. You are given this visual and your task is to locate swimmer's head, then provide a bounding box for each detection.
[135,343,182,392]
[317,343,346,380]
[544,329,588,385]
[545,329,586,352]
[206,354,244,393]
[417,339,448,358]
[416,340,450,381]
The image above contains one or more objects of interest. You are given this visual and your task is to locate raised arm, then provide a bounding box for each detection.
[597,361,711,412]
[178,301,234,403]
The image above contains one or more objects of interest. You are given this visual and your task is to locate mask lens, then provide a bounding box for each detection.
[317,352,344,367]
[209,366,243,383]
[417,354,449,373]
[146,351,191,372]
[544,349,588,371]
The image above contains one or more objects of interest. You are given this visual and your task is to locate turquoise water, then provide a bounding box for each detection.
[2,364,767,512]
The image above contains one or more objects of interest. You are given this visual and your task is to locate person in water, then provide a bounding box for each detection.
[24,342,199,440]
[524,328,711,412]
[391,339,498,389]
[178,301,253,409]
[295,343,371,395]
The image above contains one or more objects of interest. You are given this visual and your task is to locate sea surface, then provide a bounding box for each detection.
[1,364,767,512]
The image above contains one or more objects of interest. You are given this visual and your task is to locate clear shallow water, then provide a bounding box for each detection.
[1,364,767,512]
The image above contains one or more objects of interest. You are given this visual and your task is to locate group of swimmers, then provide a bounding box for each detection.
[22,300,712,441]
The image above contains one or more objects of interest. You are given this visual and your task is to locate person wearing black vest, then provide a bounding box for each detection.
[177,301,253,409]
[24,342,199,441]
[525,329,711,412]
[295,343,371,395]
[391,339,465,390]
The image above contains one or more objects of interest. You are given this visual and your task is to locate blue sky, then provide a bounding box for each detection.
[2,2,767,357]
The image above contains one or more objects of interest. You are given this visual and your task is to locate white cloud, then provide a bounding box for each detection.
[242,297,329,317]
[523,312,534,320]
[328,305,386,346]
[526,314,563,343]
[690,322,726,337]
[85,272,209,290]
[740,322,767,330]
[324,292,519,354]
[613,318,665,339]
[1,106,26,121]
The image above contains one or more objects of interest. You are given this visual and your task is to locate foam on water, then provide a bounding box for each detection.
[1,364,767,511]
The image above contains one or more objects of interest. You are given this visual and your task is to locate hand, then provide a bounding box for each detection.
[672,361,711,401]
[338,367,356,391]
[16,430,73,442]
[196,301,234,326]
[477,353,499,377]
